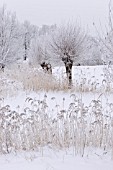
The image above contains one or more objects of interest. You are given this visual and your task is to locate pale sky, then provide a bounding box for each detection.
[0,0,110,33]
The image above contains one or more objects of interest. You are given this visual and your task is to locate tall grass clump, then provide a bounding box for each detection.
[9,64,113,92]
[6,63,70,92]
[0,70,23,97]
[1,64,113,93]
[0,94,113,158]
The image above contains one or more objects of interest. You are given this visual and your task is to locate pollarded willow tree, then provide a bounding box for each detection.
[50,23,87,86]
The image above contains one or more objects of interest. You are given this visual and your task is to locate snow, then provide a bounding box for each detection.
[53,65,113,91]
[1,65,113,113]
[0,148,113,170]
[0,65,113,169]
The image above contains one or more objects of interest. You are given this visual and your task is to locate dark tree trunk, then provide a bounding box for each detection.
[65,62,73,87]
[24,32,29,61]
[24,37,27,61]
[62,55,73,87]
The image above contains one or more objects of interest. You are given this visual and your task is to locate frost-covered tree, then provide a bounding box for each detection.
[50,23,87,86]
[95,0,113,83]
[77,36,102,66]
[21,21,38,61]
[29,25,56,71]
[30,34,53,73]
[38,24,56,36]
[95,0,113,64]
[0,5,20,63]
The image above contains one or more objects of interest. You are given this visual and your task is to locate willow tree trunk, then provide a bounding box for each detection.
[65,63,73,87]
[63,57,73,87]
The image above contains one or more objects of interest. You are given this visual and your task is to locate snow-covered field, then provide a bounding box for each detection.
[0,64,113,169]
[0,148,113,170]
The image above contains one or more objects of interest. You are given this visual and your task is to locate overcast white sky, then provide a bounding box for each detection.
[0,0,110,33]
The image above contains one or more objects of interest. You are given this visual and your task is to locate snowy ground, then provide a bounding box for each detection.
[1,65,113,113]
[0,148,113,170]
[0,65,113,169]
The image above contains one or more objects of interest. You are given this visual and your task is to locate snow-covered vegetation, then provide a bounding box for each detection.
[0,65,113,156]
[0,91,113,155]
[0,64,113,169]
[0,2,113,170]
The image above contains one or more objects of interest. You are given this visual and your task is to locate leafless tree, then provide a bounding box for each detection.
[0,5,20,63]
[30,34,53,73]
[22,21,38,61]
[93,0,113,64]
[93,0,113,83]
[50,23,87,86]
